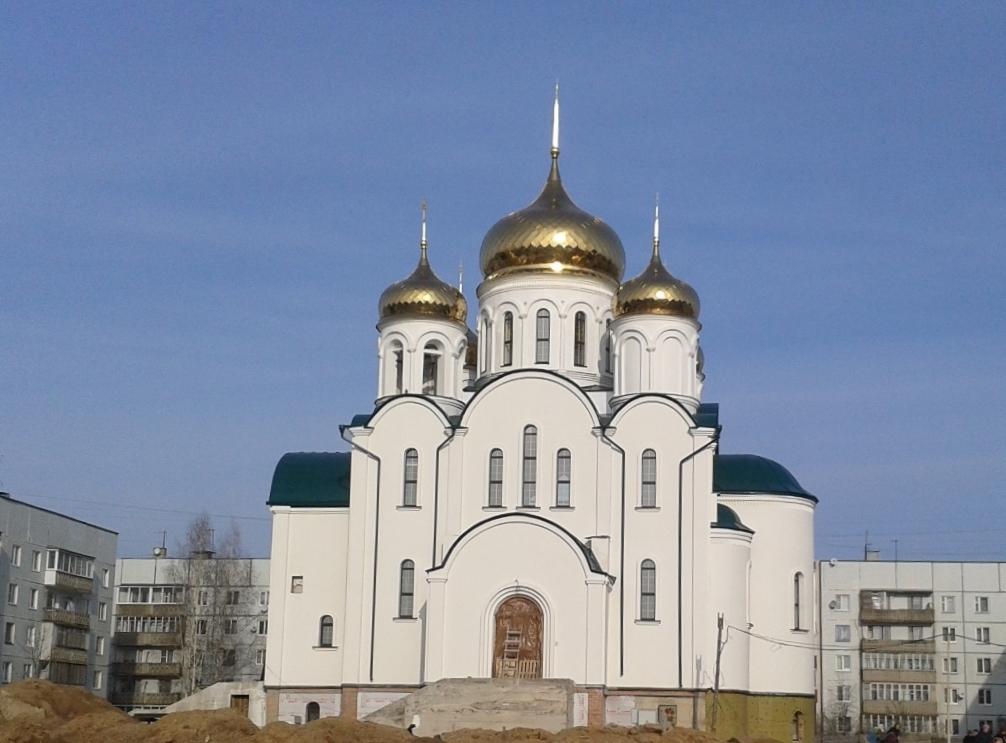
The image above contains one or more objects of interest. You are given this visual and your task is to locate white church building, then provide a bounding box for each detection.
[264,102,818,739]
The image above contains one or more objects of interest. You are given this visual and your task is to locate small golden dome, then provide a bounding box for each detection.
[379,243,468,324]
[613,239,700,320]
[479,154,625,282]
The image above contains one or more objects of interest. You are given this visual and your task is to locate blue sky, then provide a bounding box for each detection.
[2,3,1003,559]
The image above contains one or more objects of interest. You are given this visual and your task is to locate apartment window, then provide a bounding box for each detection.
[256,649,266,665]
[573,311,586,366]
[95,637,105,655]
[399,560,415,619]
[2,662,10,683]
[866,625,892,640]
[979,689,992,706]
[488,449,504,507]
[23,664,34,679]
[793,572,805,630]
[976,627,990,644]
[403,448,419,506]
[640,449,657,508]
[98,602,107,620]
[93,670,103,690]
[422,345,439,395]
[319,615,334,647]
[259,591,269,607]
[521,425,537,507]
[4,623,14,645]
[258,619,268,635]
[942,657,958,674]
[535,309,550,363]
[195,620,208,635]
[952,720,960,736]
[502,312,513,367]
[834,594,850,612]
[7,584,17,606]
[291,576,304,593]
[11,546,21,567]
[976,596,989,613]
[837,718,852,734]
[907,594,927,610]
[640,560,656,621]
[945,688,962,704]
[978,658,992,674]
[942,626,957,642]
[101,568,110,588]
[226,590,240,605]
[31,551,41,572]
[555,449,571,507]
[198,590,209,606]
[835,625,851,642]
[836,685,851,702]
[225,619,238,635]
[941,595,956,613]
[26,626,36,648]
[836,655,851,671]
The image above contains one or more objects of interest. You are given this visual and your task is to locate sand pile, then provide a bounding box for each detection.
[0,680,759,743]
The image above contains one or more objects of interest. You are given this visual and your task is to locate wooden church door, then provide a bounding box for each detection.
[492,595,543,678]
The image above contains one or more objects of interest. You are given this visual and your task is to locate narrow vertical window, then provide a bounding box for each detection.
[641,449,657,507]
[319,615,334,647]
[522,425,537,507]
[535,309,550,364]
[394,349,404,394]
[640,560,656,620]
[488,449,504,507]
[422,348,438,395]
[573,312,586,367]
[793,572,804,630]
[502,312,513,367]
[403,449,418,506]
[399,560,415,618]
[555,449,571,507]
[604,319,612,373]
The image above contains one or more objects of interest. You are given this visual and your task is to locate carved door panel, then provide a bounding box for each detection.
[492,595,543,678]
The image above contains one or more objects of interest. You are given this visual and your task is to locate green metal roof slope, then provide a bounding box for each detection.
[268,452,351,508]
[711,503,754,534]
[713,454,817,502]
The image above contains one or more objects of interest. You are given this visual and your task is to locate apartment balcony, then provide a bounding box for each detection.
[109,692,182,708]
[861,699,938,716]
[115,604,184,618]
[43,608,91,629]
[862,669,937,684]
[859,607,935,626]
[861,639,935,653]
[111,661,182,678]
[49,646,88,665]
[113,632,182,648]
[43,569,93,595]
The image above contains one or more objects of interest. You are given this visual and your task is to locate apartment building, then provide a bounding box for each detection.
[0,492,118,695]
[111,553,269,714]
[818,560,1006,740]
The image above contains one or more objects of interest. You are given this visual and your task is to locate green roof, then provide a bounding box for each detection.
[268,452,351,508]
[713,454,817,502]
[712,503,754,533]
[694,402,719,429]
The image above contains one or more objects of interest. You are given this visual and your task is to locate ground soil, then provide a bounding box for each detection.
[0,681,777,743]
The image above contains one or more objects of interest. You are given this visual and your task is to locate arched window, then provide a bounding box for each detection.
[502,312,513,367]
[573,312,586,367]
[793,572,805,630]
[792,711,804,741]
[306,701,320,722]
[319,615,334,647]
[641,449,657,508]
[555,449,571,507]
[640,560,656,620]
[535,310,550,364]
[522,425,537,507]
[482,317,490,372]
[422,344,439,395]
[488,449,504,507]
[399,560,415,618]
[393,344,404,394]
[604,319,612,373]
[403,449,418,506]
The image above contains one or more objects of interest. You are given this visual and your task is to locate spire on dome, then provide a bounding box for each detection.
[653,193,660,258]
[420,198,428,263]
[458,261,464,293]
[551,81,560,158]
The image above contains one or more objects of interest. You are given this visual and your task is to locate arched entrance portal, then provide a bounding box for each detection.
[492,595,543,678]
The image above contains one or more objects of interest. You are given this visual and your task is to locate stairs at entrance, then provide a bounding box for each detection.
[362,678,576,735]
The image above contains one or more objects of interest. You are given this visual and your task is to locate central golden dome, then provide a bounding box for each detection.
[479,154,625,282]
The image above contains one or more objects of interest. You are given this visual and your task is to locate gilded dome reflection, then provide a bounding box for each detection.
[379,246,467,324]
[614,243,700,320]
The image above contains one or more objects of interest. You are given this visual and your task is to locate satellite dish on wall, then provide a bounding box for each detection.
[153,547,167,558]
[828,601,837,610]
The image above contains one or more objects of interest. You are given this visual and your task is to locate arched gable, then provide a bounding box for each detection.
[459,369,603,429]
[366,393,453,430]
[608,392,697,430]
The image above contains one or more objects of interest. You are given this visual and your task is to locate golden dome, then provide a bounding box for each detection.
[613,239,700,320]
[379,242,468,324]
[479,153,626,282]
